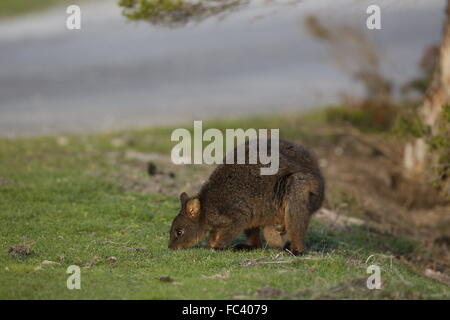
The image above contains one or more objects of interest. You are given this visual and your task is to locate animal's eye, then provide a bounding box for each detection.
[176,229,184,237]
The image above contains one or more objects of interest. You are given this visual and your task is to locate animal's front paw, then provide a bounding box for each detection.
[283,242,304,256]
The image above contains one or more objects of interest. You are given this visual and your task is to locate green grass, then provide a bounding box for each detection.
[0,114,449,299]
[0,0,76,18]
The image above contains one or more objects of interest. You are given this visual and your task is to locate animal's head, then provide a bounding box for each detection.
[168,192,207,250]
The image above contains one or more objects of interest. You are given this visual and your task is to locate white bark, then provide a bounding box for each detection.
[404,1,450,177]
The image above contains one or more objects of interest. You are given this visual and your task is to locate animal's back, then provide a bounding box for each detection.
[198,139,324,224]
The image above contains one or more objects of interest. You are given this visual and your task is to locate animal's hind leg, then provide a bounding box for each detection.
[284,175,312,255]
[233,227,262,251]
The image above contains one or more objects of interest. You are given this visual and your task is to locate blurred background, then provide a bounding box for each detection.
[1,1,450,297]
[0,0,446,136]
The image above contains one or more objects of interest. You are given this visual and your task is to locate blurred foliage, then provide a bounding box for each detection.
[118,0,248,26]
[0,0,71,18]
[118,0,305,26]
[310,15,448,196]
[396,43,449,196]
[393,105,450,196]
[116,3,449,195]
[429,104,450,190]
[402,46,439,97]
[305,15,392,102]
[325,103,397,133]
[393,113,429,138]
[305,15,397,133]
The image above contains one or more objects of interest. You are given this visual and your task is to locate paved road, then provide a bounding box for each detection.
[0,0,446,136]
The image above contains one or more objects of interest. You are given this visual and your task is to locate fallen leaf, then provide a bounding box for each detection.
[107,256,118,263]
[8,245,33,256]
[241,257,267,267]
[424,268,450,285]
[159,276,174,282]
[84,256,101,268]
[42,260,60,265]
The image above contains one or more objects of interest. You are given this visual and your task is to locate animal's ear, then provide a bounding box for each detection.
[179,192,189,204]
[184,198,201,219]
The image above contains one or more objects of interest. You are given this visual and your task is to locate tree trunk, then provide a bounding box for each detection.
[403,0,450,177]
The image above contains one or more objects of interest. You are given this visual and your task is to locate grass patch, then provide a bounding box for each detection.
[0,113,449,299]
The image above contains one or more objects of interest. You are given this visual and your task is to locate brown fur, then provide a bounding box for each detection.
[168,139,325,255]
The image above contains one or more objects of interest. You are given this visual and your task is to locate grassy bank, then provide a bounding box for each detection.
[0,113,449,299]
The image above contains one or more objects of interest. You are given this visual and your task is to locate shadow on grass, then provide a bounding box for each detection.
[305,222,418,258]
[193,221,418,260]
